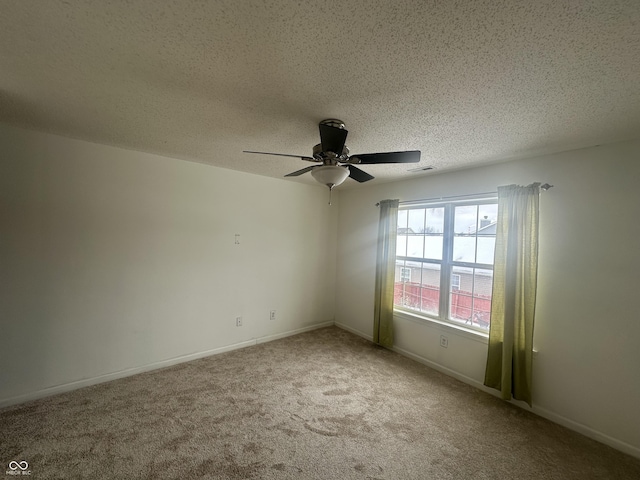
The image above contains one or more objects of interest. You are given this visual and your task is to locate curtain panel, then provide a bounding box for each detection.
[484,184,541,406]
[373,199,399,348]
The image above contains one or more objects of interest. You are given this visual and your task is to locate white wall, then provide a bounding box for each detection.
[335,140,640,457]
[0,124,338,405]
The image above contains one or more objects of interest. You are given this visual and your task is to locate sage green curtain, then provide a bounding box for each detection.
[373,199,399,348]
[484,184,540,406]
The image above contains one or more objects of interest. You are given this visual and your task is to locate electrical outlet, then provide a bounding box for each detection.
[236,316,242,327]
[440,335,448,348]
[269,310,276,321]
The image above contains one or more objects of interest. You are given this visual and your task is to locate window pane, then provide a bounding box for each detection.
[476,204,496,264]
[396,209,409,257]
[408,208,425,234]
[394,260,421,311]
[396,235,407,257]
[424,235,443,260]
[477,237,495,264]
[419,262,440,315]
[477,204,498,233]
[394,260,409,308]
[471,268,493,330]
[397,209,408,229]
[394,261,439,316]
[407,234,424,258]
[453,205,478,263]
[453,235,476,263]
[448,266,492,330]
[449,266,474,325]
[454,205,477,235]
[426,207,444,234]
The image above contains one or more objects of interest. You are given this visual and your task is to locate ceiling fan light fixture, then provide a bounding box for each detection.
[311,165,349,189]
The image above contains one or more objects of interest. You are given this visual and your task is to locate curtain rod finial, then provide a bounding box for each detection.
[540,183,553,191]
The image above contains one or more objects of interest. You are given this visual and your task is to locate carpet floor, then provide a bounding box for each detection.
[1,326,639,479]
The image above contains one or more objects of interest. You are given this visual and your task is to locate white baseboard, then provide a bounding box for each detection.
[390,345,640,460]
[256,321,335,344]
[333,322,639,459]
[334,321,373,342]
[531,405,640,459]
[0,321,334,409]
[391,344,493,393]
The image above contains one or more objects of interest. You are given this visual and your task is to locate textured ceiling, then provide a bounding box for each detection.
[1,0,639,188]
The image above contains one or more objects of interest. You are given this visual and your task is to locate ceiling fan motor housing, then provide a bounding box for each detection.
[319,119,346,130]
[313,143,349,163]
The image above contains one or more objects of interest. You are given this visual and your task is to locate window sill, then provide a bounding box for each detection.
[393,309,489,344]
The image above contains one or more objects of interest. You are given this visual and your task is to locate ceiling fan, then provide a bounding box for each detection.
[243,119,421,193]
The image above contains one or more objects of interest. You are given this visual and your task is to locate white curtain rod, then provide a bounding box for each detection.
[375,183,553,207]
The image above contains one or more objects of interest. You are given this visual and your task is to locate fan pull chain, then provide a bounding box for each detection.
[328,187,333,205]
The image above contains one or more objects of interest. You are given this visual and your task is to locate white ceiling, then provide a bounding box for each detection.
[1,0,639,188]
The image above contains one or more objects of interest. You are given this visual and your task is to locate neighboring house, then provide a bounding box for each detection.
[475,217,496,235]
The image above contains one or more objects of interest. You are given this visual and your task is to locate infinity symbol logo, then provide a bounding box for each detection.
[8,461,28,470]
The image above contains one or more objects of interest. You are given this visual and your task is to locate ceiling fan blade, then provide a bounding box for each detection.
[319,124,348,154]
[348,165,375,183]
[243,151,317,162]
[284,166,317,177]
[351,150,421,164]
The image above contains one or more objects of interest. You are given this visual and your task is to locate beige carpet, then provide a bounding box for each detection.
[1,326,639,479]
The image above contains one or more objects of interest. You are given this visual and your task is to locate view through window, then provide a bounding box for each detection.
[394,198,498,332]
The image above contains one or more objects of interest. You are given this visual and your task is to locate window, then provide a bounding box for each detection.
[400,267,411,282]
[451,273,461,291]
[394,198,498,332]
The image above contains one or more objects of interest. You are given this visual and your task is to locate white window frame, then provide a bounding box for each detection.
[400,267,411,282]
[394,196,497,334]
[451,273,461,291]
